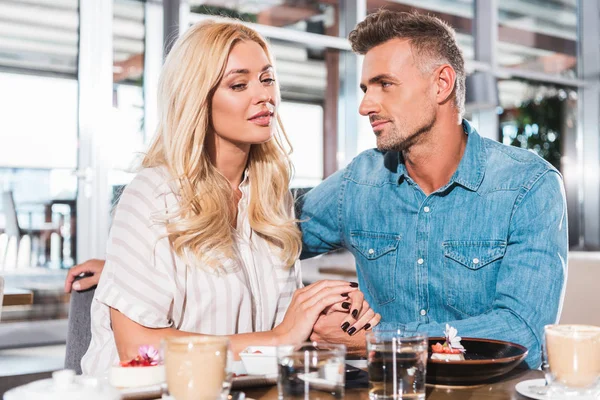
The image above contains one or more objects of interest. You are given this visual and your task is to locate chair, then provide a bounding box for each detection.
[0,276,4,321]
[1,191,62,268]
[2,191,22,241]
[559,252,600,326]
[0,233,7,267]
[64,283,95,374]
[292,187,313,220]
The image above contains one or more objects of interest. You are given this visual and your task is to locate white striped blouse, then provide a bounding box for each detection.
[81,167,302,376]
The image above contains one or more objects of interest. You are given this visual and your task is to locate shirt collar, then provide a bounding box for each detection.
[394,119,486,192]
[238,168,251,197]
[450,119,486,191]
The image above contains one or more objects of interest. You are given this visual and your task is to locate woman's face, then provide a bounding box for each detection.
[211,40,278,148]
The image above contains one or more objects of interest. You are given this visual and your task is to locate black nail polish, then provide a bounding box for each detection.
[349,282,359,288]
[347,327,357,336]
[352,309,359,319]
[364,323,371,331]
[341,302,351,310]
[341,322,350,331]
[341,292,349,297]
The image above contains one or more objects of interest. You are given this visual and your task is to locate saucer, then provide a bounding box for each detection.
[515,379,599,400]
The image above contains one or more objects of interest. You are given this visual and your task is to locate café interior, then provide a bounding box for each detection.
[0,0,599,398]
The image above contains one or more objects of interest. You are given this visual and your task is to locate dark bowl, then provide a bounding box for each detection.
[426,337,528,385]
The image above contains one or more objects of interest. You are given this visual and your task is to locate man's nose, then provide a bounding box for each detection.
[359,94,379,116]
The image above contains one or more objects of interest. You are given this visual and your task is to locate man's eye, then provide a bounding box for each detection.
[381,81,392,88]
[262,78,275,85]
[231,83,247,90]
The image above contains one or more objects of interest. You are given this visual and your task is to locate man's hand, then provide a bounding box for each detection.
[311,310,373,356]
[64,259,106,293]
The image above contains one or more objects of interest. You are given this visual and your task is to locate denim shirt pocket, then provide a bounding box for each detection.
[442,240,507,317]
[350,231,401,306]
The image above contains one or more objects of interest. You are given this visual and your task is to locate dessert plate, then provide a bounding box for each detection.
[427,336,528,385]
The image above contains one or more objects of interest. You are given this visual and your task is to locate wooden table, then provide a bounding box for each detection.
[246,369,542,399]
[2,288,34,306]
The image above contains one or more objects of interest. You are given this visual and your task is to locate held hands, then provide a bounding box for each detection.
[273,280,359,345]
[310,289,381,355]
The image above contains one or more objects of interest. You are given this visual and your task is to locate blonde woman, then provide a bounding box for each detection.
[81,20,379,376]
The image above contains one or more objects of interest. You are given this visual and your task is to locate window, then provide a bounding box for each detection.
[189,0,340,36]
[279,101,323,187]
[0,0,79,76]
[0,1,80,328]
[498,79,577,172]
[108,0,146,199]
[497,0,577,77]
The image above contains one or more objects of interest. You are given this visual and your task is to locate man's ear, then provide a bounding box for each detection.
[435,64,457,106]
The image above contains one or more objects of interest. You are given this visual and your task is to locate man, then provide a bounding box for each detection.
[301,10,567,368]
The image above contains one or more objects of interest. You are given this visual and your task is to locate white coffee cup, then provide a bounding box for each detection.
[162,336,232,400]
[543,324,600,396]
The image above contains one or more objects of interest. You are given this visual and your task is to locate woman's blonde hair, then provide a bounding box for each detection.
[142,20,301,269]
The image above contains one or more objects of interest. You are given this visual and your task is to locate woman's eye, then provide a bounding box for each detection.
[262,78,275,85]
[231,83,247,91]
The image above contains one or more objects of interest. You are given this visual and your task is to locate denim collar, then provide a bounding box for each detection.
[395,119,486,192]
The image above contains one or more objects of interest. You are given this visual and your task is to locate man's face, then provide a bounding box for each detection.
[359,38,437,152]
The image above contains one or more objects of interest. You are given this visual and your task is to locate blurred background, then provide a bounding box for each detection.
[0,0,598,380]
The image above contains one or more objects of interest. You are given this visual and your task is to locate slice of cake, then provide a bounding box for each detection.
[109,345,165,388]
[431,324,466,361]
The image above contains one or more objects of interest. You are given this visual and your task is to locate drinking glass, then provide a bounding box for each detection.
[277,342,346,399]
[162,336,232,400]
[543,324,600,397]
[366,329,428,400]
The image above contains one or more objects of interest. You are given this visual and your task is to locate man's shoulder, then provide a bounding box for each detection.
[481,138,561,191]
[343,149,398,186]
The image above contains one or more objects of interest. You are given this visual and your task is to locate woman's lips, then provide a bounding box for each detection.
[249,114,272,126]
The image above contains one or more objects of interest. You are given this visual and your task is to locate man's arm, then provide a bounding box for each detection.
[300,169,346,259]
[393,170,568,368]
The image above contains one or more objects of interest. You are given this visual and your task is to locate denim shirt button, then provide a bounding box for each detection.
[368,248,375,255]
[417,258,424,265]
[420,309,427,316]
[423,206,430,213]
[473,258,480,264]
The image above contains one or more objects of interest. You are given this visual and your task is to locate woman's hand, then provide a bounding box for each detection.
[64,259,106,293]
[273,280,358,344]
[343,298,381,335]
[330,289,381,335]
[320,289,381,334]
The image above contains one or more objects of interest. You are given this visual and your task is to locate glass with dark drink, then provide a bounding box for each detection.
[366,330,428,400]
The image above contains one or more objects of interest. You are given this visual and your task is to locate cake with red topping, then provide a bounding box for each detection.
[430,325,466,361]
[109,345,165,388]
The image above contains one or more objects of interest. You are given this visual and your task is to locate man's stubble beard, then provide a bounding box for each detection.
[376,112,437,153]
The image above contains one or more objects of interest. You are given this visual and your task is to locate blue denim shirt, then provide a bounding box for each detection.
[300,120,568,368]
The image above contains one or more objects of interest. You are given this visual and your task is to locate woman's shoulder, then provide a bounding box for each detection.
[125,166,175,197]
[115,166,177,212]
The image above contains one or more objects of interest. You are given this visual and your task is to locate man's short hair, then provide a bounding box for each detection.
[349,10,466,116]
